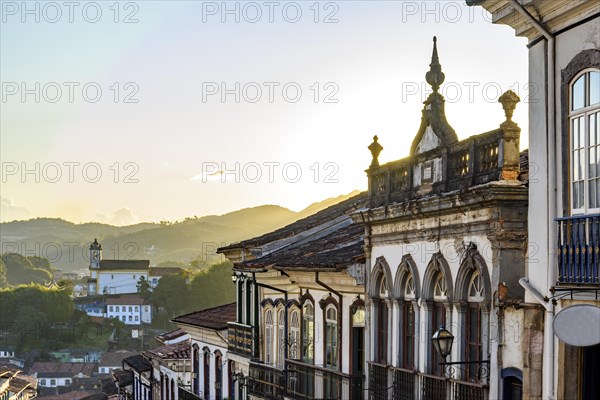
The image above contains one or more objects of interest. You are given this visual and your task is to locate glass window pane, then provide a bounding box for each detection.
[590,147,597,179]
[572,74,586,110]
[589,71,599,106]
[590,180,597,208]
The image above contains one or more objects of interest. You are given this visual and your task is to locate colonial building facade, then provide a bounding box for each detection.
[468,1,600,399]
[354,38,529,400]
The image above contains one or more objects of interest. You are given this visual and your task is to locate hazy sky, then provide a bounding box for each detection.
[1,1,529,224]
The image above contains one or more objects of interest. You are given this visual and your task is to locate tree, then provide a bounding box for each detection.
[136,276,151,300]
[14,306,48,345]
[150,273,189,316]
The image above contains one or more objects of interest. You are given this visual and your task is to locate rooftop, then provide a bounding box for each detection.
[98,351,137,367]
[29,362,96,377]
[98,260,150,271]
[242,223,364,270]
[122,355,151,373]
[105,295,147,306]
[149,267,184,276]
[218,193,367,253]
[143,340,190,360]
[155,328,189,344]
[172,302,237,331]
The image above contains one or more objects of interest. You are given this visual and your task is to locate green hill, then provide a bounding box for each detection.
[0,192,360,273]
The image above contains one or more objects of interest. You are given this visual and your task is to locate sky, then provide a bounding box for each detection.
[1,1,529,225]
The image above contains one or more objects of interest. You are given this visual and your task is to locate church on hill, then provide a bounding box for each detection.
[87,239,150,296]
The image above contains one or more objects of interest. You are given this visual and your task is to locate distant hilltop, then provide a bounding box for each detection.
[0,191,361,273]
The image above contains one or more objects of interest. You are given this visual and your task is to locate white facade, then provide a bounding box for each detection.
[37,377,71,387]
[106,303,152,325]
[97,271,149,295]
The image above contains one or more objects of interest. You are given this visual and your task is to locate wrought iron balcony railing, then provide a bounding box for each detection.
[367,364,487,400]
[556,214,600,285]
[178,386,202,400]
[248,361,285,400]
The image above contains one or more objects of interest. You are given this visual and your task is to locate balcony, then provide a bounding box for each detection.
[368,365,487,400]
[367,128,520,208]
[247,359,361,400]
[248,361,285,400]
[556,214,600,285]
[286,359,361,400]
[178,386,202,400]
[227,322,255,357]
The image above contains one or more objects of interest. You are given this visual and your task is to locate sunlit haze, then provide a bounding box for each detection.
[1,1,529,224]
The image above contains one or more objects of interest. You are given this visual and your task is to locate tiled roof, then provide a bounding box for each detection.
[7,376,32,393]
[122,355,151,373]
[143,341,190,360]
[110,369,133,387]
[218,193,368,252]
[98,351,136,367]
[241,223,365,270]
[172,303,236,331]
[149,267,184,276]
[99,260,149,271]
[38,391,96,400]
[155,328,188,344]
[29,362,97,377]
[100,376,118,396]
[105,295,147,306]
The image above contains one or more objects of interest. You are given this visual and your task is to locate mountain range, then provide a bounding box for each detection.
[0,191,361,272]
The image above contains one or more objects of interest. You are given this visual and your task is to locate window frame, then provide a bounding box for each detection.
[301,300,315,364]
[264,308,274,365]
[566,63,600,215]
[324,303,339,369]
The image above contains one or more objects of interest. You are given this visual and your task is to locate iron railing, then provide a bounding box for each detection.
[421,373,447,400]
[248,361,285,400]
[392,367,416,400]
[556,214,600,285]
[451,379,487,400]
[368,362,388,400]
[178,386,202,400]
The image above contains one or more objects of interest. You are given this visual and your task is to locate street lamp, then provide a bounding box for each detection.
[431,325,454,362]
[431,324,489,380]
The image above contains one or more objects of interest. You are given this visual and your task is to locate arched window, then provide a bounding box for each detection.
[401,276,416,369]
[290,309,300,360]
[302,301,315,364]
[570,69,600,213]
[215,351,223,400]
[265,309,274,365]
[50,379,56,386]
[324,304,339,369]
[431,271,447,376]
[203,348,211,398]
[375,274,389,364]
[277,308,285,369]
[193,345,200,395]
[465,271,485,381]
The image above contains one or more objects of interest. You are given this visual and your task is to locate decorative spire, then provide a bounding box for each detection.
[368,135,383,168]
[425,36,445,93]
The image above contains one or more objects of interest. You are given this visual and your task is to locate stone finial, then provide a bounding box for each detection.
[498,90,520,123]
[425,36,445,93]
[368,135,383,168]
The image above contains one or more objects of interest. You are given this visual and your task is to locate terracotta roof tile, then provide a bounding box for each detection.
[172,303,236,330]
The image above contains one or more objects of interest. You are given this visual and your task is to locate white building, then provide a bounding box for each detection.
[106,295,152,325]
[172,303,236,400]
[88,239,150,295]
[98,351,137,375]
[143,340,192,400]
[468,1,600,399]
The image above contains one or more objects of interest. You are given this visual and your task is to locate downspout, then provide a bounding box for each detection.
[507,2,556,399]
[315,271,343,369]
[519,277,554,400]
